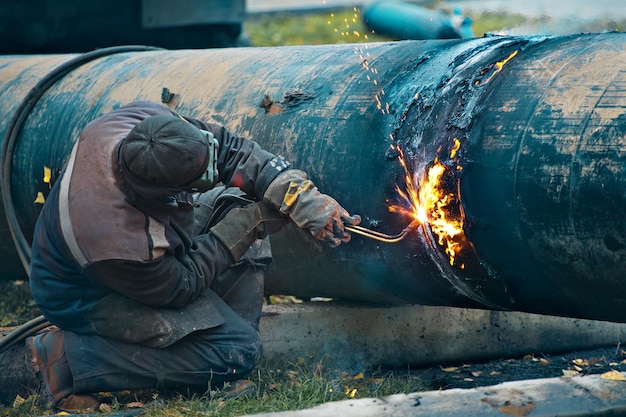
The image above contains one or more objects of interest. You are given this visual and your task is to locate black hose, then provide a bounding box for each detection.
[0,315,51,353]
[0,45,162,352]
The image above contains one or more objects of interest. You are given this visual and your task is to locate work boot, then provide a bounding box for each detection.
[0,342,40,405]
[28,329,99,412]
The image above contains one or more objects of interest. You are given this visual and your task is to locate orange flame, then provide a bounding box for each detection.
[388,139,467,268]
[481,50,518,85]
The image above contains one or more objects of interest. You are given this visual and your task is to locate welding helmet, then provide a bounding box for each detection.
[120,114,219,193]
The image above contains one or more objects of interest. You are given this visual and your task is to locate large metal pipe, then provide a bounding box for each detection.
[1,33,625,322]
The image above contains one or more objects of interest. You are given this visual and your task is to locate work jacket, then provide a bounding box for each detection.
[29,101,289,346]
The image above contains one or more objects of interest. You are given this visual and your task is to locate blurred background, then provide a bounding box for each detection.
[0,0,624,54]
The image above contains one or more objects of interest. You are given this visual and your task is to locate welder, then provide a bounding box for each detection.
[0,101,360,411]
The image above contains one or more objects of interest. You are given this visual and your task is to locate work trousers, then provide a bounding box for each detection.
[64,257,265,396]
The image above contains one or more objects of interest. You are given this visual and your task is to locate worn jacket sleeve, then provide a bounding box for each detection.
[84,233,234,308]
[183,117,290,199]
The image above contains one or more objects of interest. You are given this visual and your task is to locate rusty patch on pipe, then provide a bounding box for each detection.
[259,93,281,114]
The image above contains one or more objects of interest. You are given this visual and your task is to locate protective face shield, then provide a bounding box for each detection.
[182,129,219,193]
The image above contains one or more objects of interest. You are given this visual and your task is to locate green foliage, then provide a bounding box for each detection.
[244,9,391,46]
[468,11,535,36]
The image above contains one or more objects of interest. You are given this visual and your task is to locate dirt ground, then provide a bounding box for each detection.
[410,344,626,391]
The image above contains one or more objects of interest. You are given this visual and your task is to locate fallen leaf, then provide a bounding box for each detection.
[99,404,112,413]
[12,395,26,407]
[353,372,364,380]
[43,166,52,184]
[471,371,482,377]
[572,359,588,366]
[573,365,583,372]
[440,366,459,372]
[539,358,551,365]
[562,370,579,377]
[126,401,144,408]
[34,192,45,204]
[601,370,626,381]
[490,371,501,376]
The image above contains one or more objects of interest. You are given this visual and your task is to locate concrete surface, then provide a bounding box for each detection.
[243,371,626,417]
[259,303,626,368]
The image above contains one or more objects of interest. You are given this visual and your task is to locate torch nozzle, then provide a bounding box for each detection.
[402,219,421,234]
[344,218,421,243]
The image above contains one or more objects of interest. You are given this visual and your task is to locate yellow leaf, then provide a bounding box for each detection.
[12,395,26,407]
[490,371,501,376]
[98,403,112,413]
[34,192,45,204]
[601,370,626,381]
[539,358,551,365]
[574,365,583,372]
[471,371,482,377]
[440,366,458,372]
[353,372,364,380]
[562,370,579,377]
[43,166,52,184]
[572,359,588,366]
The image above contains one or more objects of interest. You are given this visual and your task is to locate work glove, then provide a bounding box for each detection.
[264,170,361,247]
[210,202,290,261]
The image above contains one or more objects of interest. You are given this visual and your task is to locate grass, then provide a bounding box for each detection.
[244,8,391,46]
[137,359,425,417]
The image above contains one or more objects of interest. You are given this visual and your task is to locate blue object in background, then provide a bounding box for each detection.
[363,1,473,40]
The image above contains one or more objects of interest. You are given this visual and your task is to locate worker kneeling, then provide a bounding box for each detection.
[0,101,360,411]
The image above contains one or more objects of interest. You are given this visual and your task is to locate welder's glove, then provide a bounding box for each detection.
[210,202,290,261]
[264,170,361,247]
